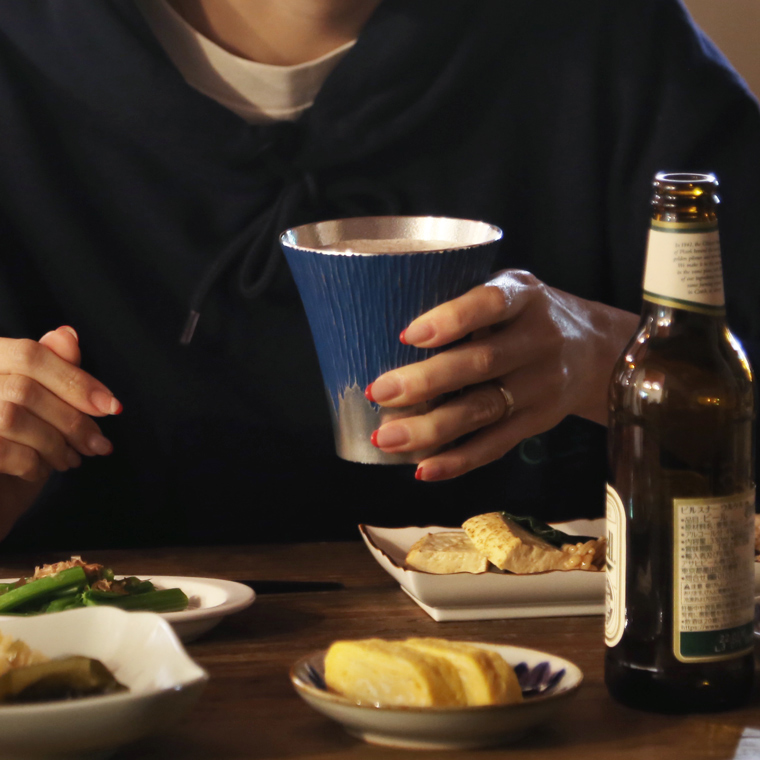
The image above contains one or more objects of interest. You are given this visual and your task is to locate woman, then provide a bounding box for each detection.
[0,0,757,549]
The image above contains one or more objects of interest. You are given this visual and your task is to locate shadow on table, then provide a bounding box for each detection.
[113,688,758,760]
[116,715,356,760]
[208,597,326,644]
[508,683,757,759]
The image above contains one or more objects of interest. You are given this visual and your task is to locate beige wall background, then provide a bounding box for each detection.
[682,0,760,99]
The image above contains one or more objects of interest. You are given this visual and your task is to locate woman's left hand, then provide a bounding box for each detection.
[365,270,639,481]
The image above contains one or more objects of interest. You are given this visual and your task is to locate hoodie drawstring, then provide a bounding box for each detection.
[180,167,400,345]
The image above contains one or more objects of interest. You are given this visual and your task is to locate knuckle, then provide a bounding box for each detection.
[444,451,472,477]
[9,339,40,372]
[16,448,41,480]
[0,438,39,480]
[0,400,19,431]
[64,413,90,440]
[4,375,36,407]
[62,366,84,397]
[470,387,506,425]
[470,344,499,379]
[546,362,571,397]
[421,415,446,444]
[514,270,541,288]
[444,309,469,336]
[557,363,571,390]
[407,365,435,400]
[481,285,511,318]
[426,302,465,339]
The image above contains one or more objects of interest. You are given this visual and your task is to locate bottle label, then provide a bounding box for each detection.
[642,220,725,315]
[604,484,627,648]
[672,489,756,662]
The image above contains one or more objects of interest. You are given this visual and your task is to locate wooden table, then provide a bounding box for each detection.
[1,541,759,760]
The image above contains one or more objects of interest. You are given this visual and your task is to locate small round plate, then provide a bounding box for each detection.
[290,642,582,750]
[0,576,255,643]
[149,576,255,642]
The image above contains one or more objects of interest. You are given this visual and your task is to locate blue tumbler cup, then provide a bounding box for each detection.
[280,216,502,464]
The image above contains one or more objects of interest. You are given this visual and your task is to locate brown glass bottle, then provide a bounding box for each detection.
[604,173,756,712]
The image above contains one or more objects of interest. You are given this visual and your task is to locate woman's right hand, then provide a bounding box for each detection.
[0,326,122,537]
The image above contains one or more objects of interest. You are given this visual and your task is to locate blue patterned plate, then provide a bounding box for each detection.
[290,642,582,750]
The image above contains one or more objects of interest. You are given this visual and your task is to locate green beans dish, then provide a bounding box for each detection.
[0,557,189,615]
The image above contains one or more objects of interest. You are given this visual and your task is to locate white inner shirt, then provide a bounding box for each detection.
[135,0,355,124]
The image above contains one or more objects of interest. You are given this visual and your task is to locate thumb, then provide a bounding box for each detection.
[38,325,82,367]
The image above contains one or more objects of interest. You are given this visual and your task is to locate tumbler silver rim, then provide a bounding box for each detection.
[279,215,503,256]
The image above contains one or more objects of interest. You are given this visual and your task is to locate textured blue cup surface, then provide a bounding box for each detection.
[280,216,502,464]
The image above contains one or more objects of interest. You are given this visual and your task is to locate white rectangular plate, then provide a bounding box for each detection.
[360,519,606,621]
[361,520,760,622]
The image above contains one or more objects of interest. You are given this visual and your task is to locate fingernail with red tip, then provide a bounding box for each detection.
[364,383,375,402]
[399,329,408,345]
[415,466,424,480]
[91,391,122,415]
[370,430,379,448]
[402,322,434,345]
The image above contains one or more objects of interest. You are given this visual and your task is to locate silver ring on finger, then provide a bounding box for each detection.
[492,379,515,419]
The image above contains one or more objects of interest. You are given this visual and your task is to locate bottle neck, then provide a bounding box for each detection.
[640,301,726,339]
[642,219,726,318]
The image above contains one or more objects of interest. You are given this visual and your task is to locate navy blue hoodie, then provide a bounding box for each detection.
[0,0,758,550]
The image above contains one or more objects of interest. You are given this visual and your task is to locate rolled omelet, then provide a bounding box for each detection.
[404,638,523,706]
[323,637,522,708]
[324,638,466,707]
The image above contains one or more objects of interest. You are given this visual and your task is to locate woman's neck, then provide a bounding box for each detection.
[167,0,382,65]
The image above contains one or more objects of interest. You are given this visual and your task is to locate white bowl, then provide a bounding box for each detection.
[0,606,208,760]
[290,642,582,750]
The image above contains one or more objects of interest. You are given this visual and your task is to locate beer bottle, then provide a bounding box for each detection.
[605,172,756,712]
